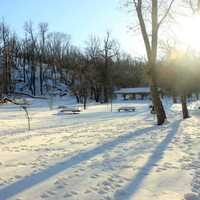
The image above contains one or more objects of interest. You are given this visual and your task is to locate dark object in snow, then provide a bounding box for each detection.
[60,92,68,97]
[118,106,136,112]
[150,105,156,114]
[0,98,8,104]
[57,105,68,109]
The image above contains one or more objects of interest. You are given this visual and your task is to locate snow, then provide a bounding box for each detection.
[0,97,200,200]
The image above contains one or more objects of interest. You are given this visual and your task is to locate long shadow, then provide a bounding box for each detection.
[0,125,156,199]
[114,119,181,200]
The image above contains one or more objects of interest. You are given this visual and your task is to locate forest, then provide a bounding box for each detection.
[0,21,148,104]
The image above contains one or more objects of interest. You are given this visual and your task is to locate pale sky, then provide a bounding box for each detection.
[0,0,145,57]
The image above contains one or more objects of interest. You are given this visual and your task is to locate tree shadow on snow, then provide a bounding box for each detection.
[113,119,181,200]
[0,125,157,199]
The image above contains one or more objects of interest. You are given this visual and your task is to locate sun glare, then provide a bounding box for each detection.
[177,15,200,52]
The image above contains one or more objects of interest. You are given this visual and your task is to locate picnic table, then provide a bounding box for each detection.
[118,106,136,112]
[60,108,81,114]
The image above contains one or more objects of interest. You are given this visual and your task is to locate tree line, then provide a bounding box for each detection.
[0,20,147,109]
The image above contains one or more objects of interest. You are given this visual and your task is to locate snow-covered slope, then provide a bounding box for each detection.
[13,64,68,96]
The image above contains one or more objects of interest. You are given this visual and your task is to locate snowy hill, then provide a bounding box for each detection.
[13,64,69,96]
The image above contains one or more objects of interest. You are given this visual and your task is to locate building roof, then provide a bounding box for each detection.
[114,87,150,94]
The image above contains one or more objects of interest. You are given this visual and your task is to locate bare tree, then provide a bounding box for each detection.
[129,0,175,125]
[178,0,200,119]
[100,32,119,103]
[46,32,71,91]
[159,47,190,119]
[185,0,200,13]
[24,21,37,95]
[85,35,102,102]
[38,22,48,95]
[0,21,11,94]
[84,33,119,103]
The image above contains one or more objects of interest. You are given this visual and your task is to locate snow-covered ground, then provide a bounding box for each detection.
[0,97,200,200]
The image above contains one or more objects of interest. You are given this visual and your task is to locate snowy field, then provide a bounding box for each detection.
[0,97,200,200]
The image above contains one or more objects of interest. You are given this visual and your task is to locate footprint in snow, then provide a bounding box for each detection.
[15,175,22,179]
[184,154,200,199]
[63,192,73,198]
[56,184,65,189]
[70,191,78,195]
[40,193,49,199]
[84,189,92,194]
[47,190,56,196]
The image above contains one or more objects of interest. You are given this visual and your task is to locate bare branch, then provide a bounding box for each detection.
[158,0,175,28]
[132,0,151,60]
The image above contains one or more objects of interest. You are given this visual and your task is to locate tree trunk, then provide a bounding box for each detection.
[103,86,108,103]
[23,59,26,83]
[95,87,101,102]
[83,95,87,110]
[150,75,166,125]
[75,94,80,104]
[39,64,43,95]
[181,95,189,119]
[32,66,36,96]
[134,0,167,125]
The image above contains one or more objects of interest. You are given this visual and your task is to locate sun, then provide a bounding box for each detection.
[177,15,200,52]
